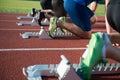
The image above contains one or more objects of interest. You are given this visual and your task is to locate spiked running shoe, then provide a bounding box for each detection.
[76,32,107,80]
[59,17,67,33]
[37,11,45,26]
[48,17,57,38]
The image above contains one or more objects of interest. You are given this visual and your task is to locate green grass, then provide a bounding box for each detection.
[96,4,105,16]
[0,0,42,13]
[0,0,105,16]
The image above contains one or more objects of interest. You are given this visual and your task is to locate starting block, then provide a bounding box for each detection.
[17,9,50,26]
[20,26,52,39]
[17,17,49,26]
[20,26,75,39]
[17,13,37,19]
[17,18,39,26]
[22,55,120,80]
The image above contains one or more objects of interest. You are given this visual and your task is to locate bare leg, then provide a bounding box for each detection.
[56,15,97,38]
[106,43,120,62]
[104,33,120,62]
[90,15,97,25]
[57,20,91,38]
[52,0,67,17]
[109,33,120,44]
[45,10,97,38]
[105,15,112,34]
[105,0,111,34]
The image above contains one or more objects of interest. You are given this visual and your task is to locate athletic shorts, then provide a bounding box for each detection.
[64,0,94,31]
[52,0,67,17]
[40,0,66,17]
[107,0,120,33]
[40,0,53,10]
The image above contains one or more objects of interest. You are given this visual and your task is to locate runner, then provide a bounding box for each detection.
[48,0,99,38]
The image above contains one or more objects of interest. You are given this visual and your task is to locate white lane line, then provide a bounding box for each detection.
[0,20,18,22]
[0,47,86,51]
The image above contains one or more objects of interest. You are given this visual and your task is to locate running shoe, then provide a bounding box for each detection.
[37,11,46,26]
[76,32,107,80]
[48,17,57,38]
[30,8,37,17]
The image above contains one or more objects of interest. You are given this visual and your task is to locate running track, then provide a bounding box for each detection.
[0,13,119,80]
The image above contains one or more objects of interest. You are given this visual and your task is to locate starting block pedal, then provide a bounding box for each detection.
[22,55,120,80]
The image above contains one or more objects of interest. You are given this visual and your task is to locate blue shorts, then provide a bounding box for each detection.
[64,0,94,31]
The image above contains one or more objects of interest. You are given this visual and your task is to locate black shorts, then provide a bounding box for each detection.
[52,0,67,17]
[40,0,66,17]
[107,0,120,33]
[40,0,53,10]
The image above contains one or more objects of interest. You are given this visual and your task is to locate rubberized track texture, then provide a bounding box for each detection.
[0,13,120,80]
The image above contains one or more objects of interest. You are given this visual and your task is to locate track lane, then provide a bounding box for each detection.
[0,13,120,80]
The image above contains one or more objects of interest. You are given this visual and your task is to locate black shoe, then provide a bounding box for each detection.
[31,8,39,17]
[37,11,45,26]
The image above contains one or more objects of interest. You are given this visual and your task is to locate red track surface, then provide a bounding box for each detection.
[0,13,120,80]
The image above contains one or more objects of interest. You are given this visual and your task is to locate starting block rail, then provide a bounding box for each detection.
[20,26,52,39]
[20,32,40,38]
[23,55,120,80]
[17,18,49,26]
[20,27,75,39]
[17,18,39,26]
[17,13,37,19]
[17,10,50,26]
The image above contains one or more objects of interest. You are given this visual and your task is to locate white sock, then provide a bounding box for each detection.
[102,45,106,58]
[104,33,111,44]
